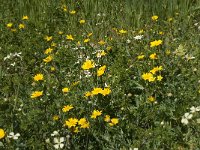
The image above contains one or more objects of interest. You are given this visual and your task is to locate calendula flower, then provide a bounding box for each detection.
[62,87,69,93]
[101,88,111,96]
[84,91,92,98]
[69,10,76,14]
[81,60,95,70]
[137,55,145,60]
[51,67,55,72]
[79,20,85,24]
[157,75,163,81]
[152,15,158,21]
[91,88,103,95]
[84,38,90,43]
[149,53,157,60]
[109,118,119,126]
[97,65,106,76]
[31,91,43,99]
[98,40,106,45]
[78,118,90,128]
[119,29,127,34]
[150,40,162,47]
[91,110,102,119]
[22,16,29,20]
[87,33,93,37]
[65,118,78,128]
[142,73,155,82]
[44,48,53,54]
[62,105,74,112]
[43,55,53,63]
[104,115,110,122]
[19,24,25,29]
[53,115,59,121]
[0,129,5,139]
[66,34,74,40]
[168,17,173,22]
[33,73,44,81]
[7,23,13,28]
[44,36,52,41]
[106,46,112,51]
[148,96,155,102]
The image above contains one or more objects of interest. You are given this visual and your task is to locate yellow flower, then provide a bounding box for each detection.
[97,65,106,76]
[142,73,156,82]
[139,29,144,34]
[44,48,53,54]
[101,88,111,96]
[62,105,74,112]
[84,91,92,98]
[150,40,162,47]
[91,110,102,119]
[44,36,52,41]
[51,42,56,47]
[53,115,59,121]
[19,24,25,29]
[87,33,93,37]
[168,18,173,22]
[84,38,90,43]
[81,60,95,70]
[165,49,171,55]
[79,20,86,24]
[152,15,158,21]
[109,118,119,126]
[98,40,106,45]
[69,10,76,14]
[106,46,112,51]
[66,34,74,40]
[137,55,145,60]
[22,16,29,20]
[62,5,67,12]
[33,73,44,81]
[78,118,90,128]
[157,75,163,81]
[148,96,155,102]
[159,31,164,35]
[11,29,17,32]
[31,91,43,99]
[97,50,107,58]
[43,55,53,63]
[119,29,127,34]
[7,23,13,28]
[91,88,103,95]
[73,127,79,133]
[0,129,5,139]
[51,67,55,71]
[65,118,78,128]
[62,87,69,93]
[58,31,63,35]
[71,81,80,87]
[104,115,110,122]
[149,53,157,60]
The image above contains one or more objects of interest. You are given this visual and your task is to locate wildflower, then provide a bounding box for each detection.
[165,49,171,55]
[84,91,92,98]
[152,15,158,21]
[91,88,103,95]
[97,65,106,76]
[33,73,44,81]
[101,88,111,96]
[134,35,143,40]
[65,118,78,128]
[44,48,53,54]
[139,29,144,34]
[7,132,20,140]
[84,38,90,43]
[159,31,164,35]
[91,110,102,119]
[81,60,95,70]
[149,53,157,60]
[157,75,163,81]
[22,16,29,20]
[73,127,79,133]
[31,91,43,99]
[150,66,162,74]
[58,31,63,35]
[109,118,119,126]
[104,115,110,122]
[69,10,76,14]
[79,20,86,24]
[66,34,74,40]
[51,67,55,72]
[150,40,162,47]
[43,55,53,63]
[7,23,13,28]
[11,29,17,32]
[98,40,106,45]
[142,73,155,82]
[119,29,127,34]
[148,96,155,102]
[181,113,193,125]
[62,5,67,12]
[53,137,65,149]
[44,36,52,41]
[78,118,90,128]
[87,33,93,37]
[137,55,145,60]
[106,46,112,51]
[168,17,173,22]
[62,105,74,112]
[53,115,59,121]
[0,129,5,139]
[97,50,107,58]
[19,24,25,29]
[190,106,200,113]
[62,87,69,93]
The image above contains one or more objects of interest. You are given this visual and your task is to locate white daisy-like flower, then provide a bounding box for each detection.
[54,137,65,149]
[7,132,20,140]
[133,35,143,40]
[190,106,200,113]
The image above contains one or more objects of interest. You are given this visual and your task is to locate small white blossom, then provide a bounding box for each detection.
[181,112,193,125]
[190,106,200,113]
[51,131,59,137]
[54,137,65,149]
[133,35,143,40]
[7,132,20,140]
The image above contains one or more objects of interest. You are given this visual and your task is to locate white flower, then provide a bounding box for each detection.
[184,113,193,119]
[181,117,189,125]
[190,106,200,113]
[133,35,143,40]
[126,39,131,43]
[51,131,59,137]
[7,132,20,140]
[181,112,193,125]
[54,137,65,149]
[84,70,92,78]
